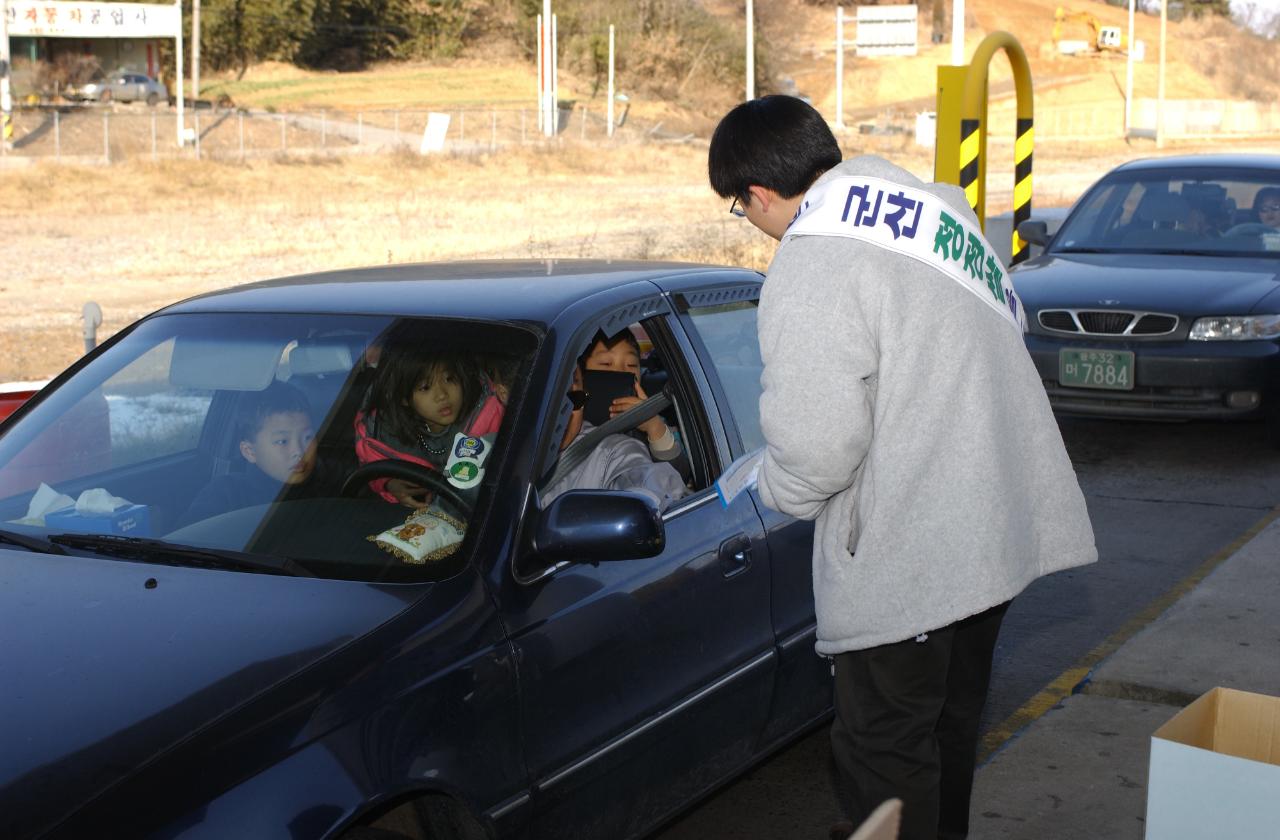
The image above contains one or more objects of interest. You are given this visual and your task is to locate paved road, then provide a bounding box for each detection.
[653,416,1280,839]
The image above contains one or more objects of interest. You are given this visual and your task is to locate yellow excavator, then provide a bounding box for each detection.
[1052,7,1127,56]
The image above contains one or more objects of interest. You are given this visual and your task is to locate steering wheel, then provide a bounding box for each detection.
[1223,222,1278,238]
[341,461,472,515]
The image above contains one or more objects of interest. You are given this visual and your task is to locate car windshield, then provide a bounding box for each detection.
[0,313,534,582]
[1052,167,1280,257]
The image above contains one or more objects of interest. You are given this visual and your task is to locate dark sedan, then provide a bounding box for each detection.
[0,261,823,840]
[1012,154,1280,444]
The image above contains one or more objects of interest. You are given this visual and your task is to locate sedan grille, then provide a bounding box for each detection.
[1037,309,1178,337]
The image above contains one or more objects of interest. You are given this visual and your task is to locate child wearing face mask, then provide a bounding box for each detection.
[354,347,503,508]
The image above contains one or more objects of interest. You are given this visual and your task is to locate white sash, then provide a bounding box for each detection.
[783,175,1027,334]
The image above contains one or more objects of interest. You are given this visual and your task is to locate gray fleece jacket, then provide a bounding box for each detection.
[756,155,1097,654]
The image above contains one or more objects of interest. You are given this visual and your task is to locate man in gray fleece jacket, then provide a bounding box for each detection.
[709,96,1096,840]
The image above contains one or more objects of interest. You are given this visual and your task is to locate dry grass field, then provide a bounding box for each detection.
[7,130,1273,384]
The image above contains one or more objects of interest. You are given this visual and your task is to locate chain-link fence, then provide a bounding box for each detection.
[0,102,686,164]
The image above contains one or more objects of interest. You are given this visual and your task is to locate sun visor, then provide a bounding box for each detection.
[169,336,284,391]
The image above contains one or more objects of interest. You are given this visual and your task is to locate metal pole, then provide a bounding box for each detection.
[746,0,755,100]
[1157,0,1166,149]
[192,0,201,99]
[175,0,185,147]
[952,0,966,65]
[1,0,12,153]
[835,6,845,129]
[551,14,558,135]
[536,13,543,133]
[607,24,615,137]
[1124,0,1135,136]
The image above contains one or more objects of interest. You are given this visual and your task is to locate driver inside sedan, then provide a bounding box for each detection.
[542,360,688,513]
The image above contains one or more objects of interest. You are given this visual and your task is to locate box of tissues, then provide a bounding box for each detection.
[44,488,150,537]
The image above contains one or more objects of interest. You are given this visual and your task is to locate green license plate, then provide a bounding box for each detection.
[1059,349,1135,391]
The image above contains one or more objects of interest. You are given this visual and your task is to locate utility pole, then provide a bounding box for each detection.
[1,0,12,152]
[1157,0,1166,148]
[1125,0,1135,136]
[745,0,754,100]
[175,0,185,146]
[192,0,200,99]
[834,6,845,130]
[607,24,615,137]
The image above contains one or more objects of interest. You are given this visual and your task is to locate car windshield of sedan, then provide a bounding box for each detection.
[1053,168,1280,257]
[0,313,534,582]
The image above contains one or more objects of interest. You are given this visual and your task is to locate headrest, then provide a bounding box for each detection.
[289,342,354,376]
[1136,192,1189,225]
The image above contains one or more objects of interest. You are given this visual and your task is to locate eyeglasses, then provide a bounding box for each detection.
[729,196,747,218]
[1259,204,1280,214]
[567,389,588,410]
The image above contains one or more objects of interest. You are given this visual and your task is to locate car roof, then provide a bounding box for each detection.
[1111,153,1280,173]
[161,260,758,323]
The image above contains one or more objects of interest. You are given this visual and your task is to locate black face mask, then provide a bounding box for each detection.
[581,369,638,428]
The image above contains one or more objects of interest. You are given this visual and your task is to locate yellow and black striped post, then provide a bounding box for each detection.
[1011,117,1034,264]
[1,112,12,146]
[960,32,1035,264]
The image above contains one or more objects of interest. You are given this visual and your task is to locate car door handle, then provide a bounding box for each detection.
[719,534,752,579]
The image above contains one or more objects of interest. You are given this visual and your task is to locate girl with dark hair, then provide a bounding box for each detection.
[354,347,503,507]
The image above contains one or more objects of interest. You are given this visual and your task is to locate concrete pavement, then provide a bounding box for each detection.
[969,508,1280,839]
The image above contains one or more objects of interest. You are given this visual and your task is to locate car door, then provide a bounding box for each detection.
[498,301,776,840]
[672,285,833,745]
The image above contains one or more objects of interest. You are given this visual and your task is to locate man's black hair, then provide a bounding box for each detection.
[708,95,843,202]
[236,381,312,444]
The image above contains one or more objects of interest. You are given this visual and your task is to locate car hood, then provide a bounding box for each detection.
[1012,252,1280,316]
[0,549,416,837]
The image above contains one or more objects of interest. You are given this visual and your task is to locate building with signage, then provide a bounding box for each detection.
[5,1,180,89]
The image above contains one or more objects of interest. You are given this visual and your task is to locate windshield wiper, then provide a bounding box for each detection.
[0,527,67,555]
[1054,247,1111,254]
[47,533,313,577]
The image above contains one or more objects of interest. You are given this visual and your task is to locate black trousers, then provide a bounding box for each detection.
[830,601,1010,840]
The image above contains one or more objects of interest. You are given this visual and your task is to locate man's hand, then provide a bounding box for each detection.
[385,478,430,510]
[612,380,667,442]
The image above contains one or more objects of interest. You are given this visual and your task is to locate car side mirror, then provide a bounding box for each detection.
[1017,219,1050,247]
[531,490,665,564]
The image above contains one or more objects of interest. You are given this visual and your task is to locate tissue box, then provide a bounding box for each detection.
[1145,686,1280,839]
[45,503,151,537]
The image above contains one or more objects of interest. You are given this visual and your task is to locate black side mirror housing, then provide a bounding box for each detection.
[531,490,665,564]
[1017,219,1050,248]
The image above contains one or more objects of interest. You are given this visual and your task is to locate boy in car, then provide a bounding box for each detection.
[181,382,317,525]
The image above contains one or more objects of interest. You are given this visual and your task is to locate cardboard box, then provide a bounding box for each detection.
[44,503,151,538]
[1145,686,1280,839]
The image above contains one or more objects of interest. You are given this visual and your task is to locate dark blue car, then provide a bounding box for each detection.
[1011,154,1280,444]
[0,261,825,839]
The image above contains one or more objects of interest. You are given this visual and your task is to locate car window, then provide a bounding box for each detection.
[683,300,764,453]
[0,313,536,582]
[1054,168,1280,256]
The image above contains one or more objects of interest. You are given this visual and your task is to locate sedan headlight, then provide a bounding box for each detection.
[1188,315,1280,341]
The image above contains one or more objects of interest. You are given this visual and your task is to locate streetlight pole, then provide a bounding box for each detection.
[1157,0,1166,148]
[192,0,200,99]
[746,0,754,100]
[835,6,845,130]
[1124,0,1135,136]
